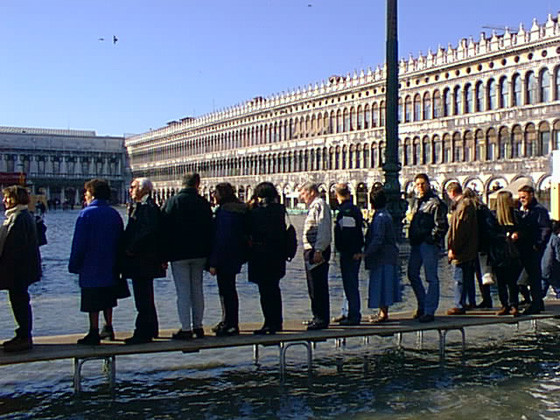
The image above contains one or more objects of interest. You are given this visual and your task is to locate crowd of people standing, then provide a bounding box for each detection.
[0,171,558,353]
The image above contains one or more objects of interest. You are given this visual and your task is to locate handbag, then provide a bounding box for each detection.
[284,212,298,262]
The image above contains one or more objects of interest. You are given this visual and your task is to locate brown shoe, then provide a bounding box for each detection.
[510,307,520,317]
[496,306,510,316]
[447,307,466,315]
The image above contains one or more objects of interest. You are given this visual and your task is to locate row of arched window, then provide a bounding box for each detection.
[130,66,560,166]
[133,120,560,182]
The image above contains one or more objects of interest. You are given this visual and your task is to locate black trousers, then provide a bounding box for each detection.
[520,250,545,309]
[131,277,159,338]
[304,248,330,324]
[9,286,32,339]
[217,271,239,327]
[257,279,283,330]
[494,262,522,308]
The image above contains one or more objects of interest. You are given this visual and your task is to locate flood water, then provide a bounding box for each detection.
[1,209,560,419]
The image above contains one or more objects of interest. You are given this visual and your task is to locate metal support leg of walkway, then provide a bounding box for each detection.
[279,341,313,380]
[73,355,116,393]
[437,328,466,363]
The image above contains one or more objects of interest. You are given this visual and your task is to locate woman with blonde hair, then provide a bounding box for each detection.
[491,190,522,316]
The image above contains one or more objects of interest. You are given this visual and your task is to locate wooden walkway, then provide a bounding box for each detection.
[2,302,560,392]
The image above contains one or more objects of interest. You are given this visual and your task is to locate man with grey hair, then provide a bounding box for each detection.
[121,177,166,344]
[300,182,332,330]
[162,173,214,339]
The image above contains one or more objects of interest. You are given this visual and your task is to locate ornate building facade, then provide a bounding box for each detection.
[126,14,560,209]
[0,127,127,205]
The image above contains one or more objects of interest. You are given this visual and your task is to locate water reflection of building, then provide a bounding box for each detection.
[0,127,127,205]
[126,15,560,209]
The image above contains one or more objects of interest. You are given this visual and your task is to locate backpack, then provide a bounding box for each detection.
[476,204,499,253]
[285,224,298,262]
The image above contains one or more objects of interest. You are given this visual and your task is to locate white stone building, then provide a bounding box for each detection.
[0,127,127,205]
[126,14,560,209]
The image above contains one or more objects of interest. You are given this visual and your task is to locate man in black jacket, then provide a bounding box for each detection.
[517,185,551,314]
[161,173,214,339]
[407,174,448,323]
[121,177,166,344]
[333,183,364,325]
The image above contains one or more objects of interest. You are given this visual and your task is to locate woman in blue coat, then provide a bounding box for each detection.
[69,179,124,345]
[208,183,248,336]
[364,187,401,322]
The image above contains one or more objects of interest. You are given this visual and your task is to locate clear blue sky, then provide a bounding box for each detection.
[0,0,557,136]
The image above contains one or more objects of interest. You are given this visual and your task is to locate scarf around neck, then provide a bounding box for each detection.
[0,204,28,257]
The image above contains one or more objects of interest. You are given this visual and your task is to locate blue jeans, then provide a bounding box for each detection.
[339,253,361,322]
[407,242,440,316]
[452,259,476,309]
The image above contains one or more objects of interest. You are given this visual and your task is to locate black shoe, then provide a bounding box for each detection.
[476,301,493,309]
[253,325,281,335]
[99,325,115,341]
[331,314,347,323]
[307,321,329,331]
[522,305,542,315]
[339,318,361,326]
[412,309,424,319]
[193,328,205,339]
[211,322,225,333]
[124,335,152,345]
[418,314,435,323]
[3,336,32,352]
[172,330,193,340]
[215,325,239,337]
[77,331,101,345]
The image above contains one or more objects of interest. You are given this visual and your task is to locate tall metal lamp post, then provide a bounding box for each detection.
[382,0,407,239]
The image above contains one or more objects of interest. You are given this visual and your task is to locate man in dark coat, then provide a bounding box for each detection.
[517,185,551,314]
[161,173,214,339]
[121,177,166,344]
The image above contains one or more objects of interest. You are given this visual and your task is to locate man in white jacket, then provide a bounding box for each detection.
[300,182,332,330]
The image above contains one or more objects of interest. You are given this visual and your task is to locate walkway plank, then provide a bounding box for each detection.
[1,301,559,366]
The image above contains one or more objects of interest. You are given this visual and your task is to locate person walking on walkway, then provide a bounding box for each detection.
[407,174,448,323]
[364,187,401,322]
[0,185,41,352]
[333,183,364,326]
[120,178,166,345]
[446,182,479,315]
[247,182,287,335]
[517,185,551,315]
[208,183,249,337]
[161,173,214,340]
[300,182,332,330]
[69,179,124,345]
